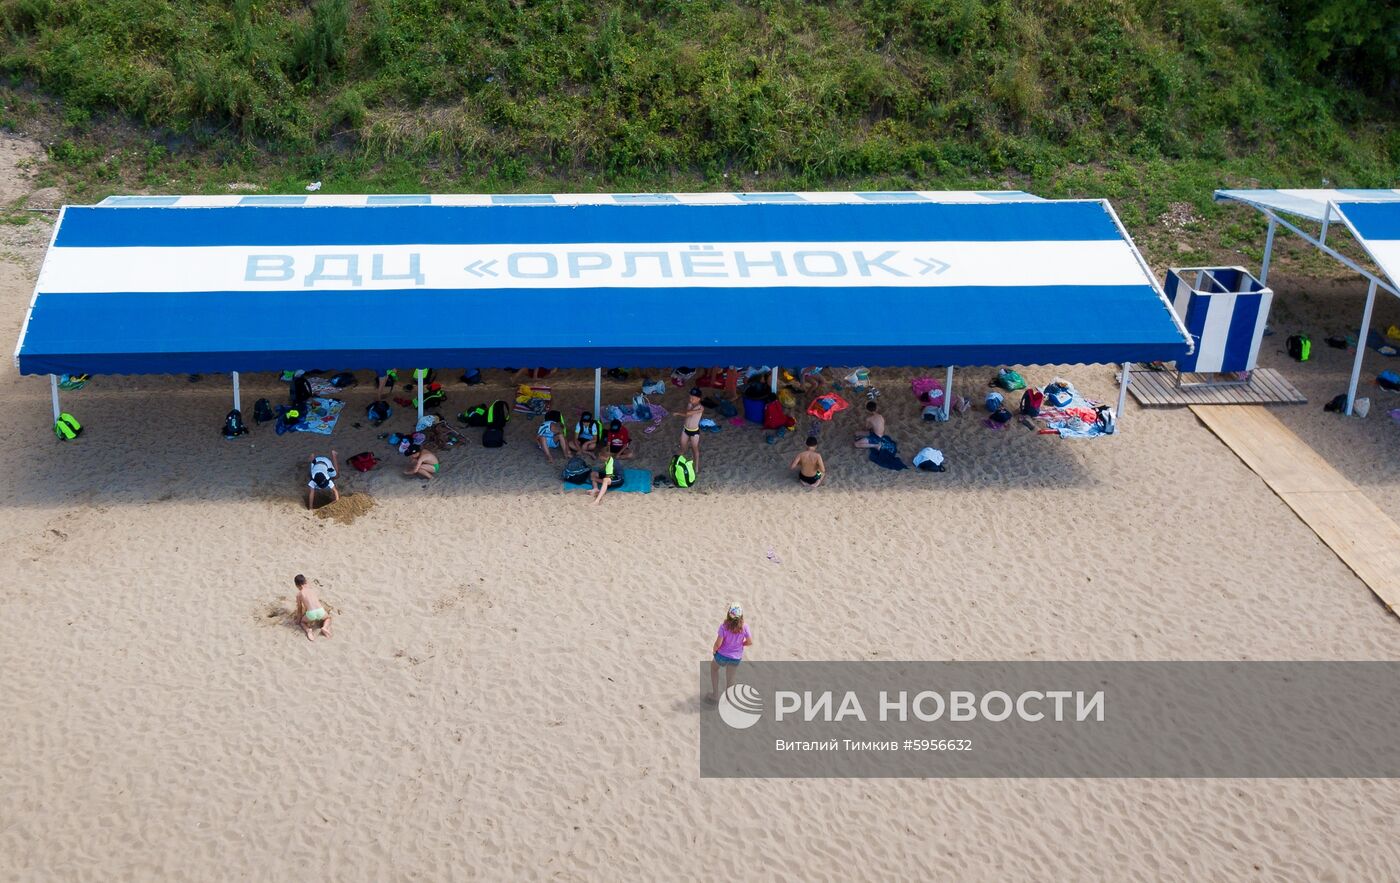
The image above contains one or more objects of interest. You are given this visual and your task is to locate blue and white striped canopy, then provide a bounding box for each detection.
[14,192,1190,376]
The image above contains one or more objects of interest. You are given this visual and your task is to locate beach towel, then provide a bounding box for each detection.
[807,393,850,420]
[305,376,340,396]
[513,384,553,413]
[867,435,906,470]
[1367,329,1399,356]
[561,468,653,493]
[291,397,344,435]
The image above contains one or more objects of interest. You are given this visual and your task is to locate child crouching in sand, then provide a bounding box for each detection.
[293,574,333,642]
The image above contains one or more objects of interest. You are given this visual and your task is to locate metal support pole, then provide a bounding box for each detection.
[594,368,602,417]
[1116,362,1131,427]
[1259,217,1277,286]
[1345,280,1378,416]
[770,366,778,394]
[232,371,241,413]
[49,373,60,423]
[417,371,424,422]
[943,365,954,420]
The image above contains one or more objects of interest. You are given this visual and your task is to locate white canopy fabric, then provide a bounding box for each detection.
[1214,189,1400,223]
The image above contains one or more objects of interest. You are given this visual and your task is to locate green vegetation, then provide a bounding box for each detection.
[0,0,1394,260]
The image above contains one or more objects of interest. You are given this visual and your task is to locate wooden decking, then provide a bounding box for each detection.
[1128,367,1306,406]
[1192,404,1400,617]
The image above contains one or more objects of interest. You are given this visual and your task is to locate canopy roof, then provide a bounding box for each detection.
[1214,188,1400,223]
[1332,202,1400,293]
[15,191,1190,376]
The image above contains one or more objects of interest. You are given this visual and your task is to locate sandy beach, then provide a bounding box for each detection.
[3,142,1400,878]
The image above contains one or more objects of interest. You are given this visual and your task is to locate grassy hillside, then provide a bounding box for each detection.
[0,0,1394,259]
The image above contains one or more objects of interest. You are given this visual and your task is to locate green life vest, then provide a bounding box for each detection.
[671,454,696,488]
[54,412,82,441]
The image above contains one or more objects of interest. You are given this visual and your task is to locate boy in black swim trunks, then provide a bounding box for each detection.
[790,436,825,487]
[679,386,704,469]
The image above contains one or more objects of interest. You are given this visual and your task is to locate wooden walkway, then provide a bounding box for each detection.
[1192,404,1400,617]
[1129,367,1306,406]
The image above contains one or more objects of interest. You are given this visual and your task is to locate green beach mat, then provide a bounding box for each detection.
[561,468,653,493]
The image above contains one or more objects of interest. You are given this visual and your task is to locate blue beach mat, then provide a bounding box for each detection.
[562,468,653,493]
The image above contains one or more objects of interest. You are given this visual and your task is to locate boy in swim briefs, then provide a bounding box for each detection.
[404,447,440,479]
[679,387,704,469]
[790,436,825,487]
[293,574,333,642]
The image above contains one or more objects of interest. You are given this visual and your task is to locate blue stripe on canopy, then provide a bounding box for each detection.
[53,201,1124,248]
[19,286,1182,375]
[1337,202,1400,241]
[16,196,1190,376]
[1334,202,1400,292]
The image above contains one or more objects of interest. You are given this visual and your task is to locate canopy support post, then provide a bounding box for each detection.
[416,371,424,422]
[943,365,954,420]
[232,371,241,413]
[49,374,60,423]
[1116,362,1131,427]
[1259,217,1277,285]
[594,368,602,417]
[1346,280,1378,416]
[770,367,778,394]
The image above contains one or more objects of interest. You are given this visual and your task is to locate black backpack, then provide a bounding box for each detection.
[482,426,505,448]
[1286,334,1312,362]
[329,371,358,388]
[222,409,249,439]
[561,456,590,483]
[253,398,276,424]
[486,400,510,428]
[459,404,489,427]
[292,375,313,404]
[366,400,391,425]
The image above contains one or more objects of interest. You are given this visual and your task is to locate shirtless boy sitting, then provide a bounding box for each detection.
[853,401,886,448]
[790,436,826,487]
[293,574,333,642]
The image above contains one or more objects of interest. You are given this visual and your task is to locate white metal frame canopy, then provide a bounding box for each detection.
[1214,189,1400,414]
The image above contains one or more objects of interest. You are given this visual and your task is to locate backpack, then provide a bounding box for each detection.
[994,369,1026,391]
[329,371,358,388]
[670,454,697,488]
[53,412,82,441]
[1094,405,1116,435]
[253,398,276,424]
[1020,388,1045,416]
[486,400,510,428]
[984,391,1004,412]
[482,426,505,448]
[459,404,489,427]
[366,400,391,425]
[561,456,591,484]
[348,451,379,472]
[460,368,483,385]
[1287,334,1312,362]
[762,398,794,430]
[416,382,445,409]
[222,409,249,439]
[292,375,313,404]
[717,399,738,418]
[989,407,1013,424]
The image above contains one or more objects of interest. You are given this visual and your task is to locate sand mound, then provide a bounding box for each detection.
[313,492,375,524]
